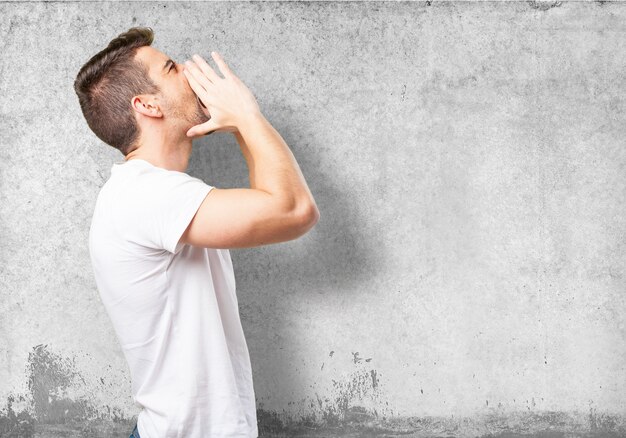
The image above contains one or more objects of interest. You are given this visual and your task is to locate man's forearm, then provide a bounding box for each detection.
[234,130,257,190]
[235,112,317,216]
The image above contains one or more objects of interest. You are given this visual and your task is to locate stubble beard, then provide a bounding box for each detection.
[165,94,210,132]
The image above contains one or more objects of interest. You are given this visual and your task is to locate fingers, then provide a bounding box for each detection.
[191,54,223,83]
[183,60,214,95]
[187,120,216,138]
[183,67,214,107]
[210,51,235,79]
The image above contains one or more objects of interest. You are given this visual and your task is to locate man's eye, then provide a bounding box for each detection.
[170,63,176,71]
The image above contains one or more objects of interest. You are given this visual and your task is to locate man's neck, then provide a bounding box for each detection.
[125,138,193,173]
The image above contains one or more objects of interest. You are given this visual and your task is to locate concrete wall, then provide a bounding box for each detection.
[1,1,625,437]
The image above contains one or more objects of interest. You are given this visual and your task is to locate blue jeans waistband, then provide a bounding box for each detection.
[129,422,140,438]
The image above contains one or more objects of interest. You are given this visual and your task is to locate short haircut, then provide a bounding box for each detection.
[74,27,160,156]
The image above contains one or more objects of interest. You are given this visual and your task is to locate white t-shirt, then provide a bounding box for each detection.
[89,158,258,438]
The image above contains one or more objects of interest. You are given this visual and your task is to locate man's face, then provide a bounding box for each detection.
[134,45,208,130]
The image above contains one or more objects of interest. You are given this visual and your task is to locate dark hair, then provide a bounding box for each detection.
[73,27,160,156]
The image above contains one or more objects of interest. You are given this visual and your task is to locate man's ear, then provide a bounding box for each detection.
[131,94,163,118]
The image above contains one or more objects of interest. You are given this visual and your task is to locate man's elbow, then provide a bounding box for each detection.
[298,203,320,233]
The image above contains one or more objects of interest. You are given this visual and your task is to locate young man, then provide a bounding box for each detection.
[74,27,319,438]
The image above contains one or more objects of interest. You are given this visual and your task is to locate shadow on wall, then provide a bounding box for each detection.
[189,127,383,297]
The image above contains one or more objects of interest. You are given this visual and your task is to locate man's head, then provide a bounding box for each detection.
[74,27,208,157]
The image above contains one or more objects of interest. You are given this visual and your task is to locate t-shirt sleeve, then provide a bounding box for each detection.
[123,169,214,254]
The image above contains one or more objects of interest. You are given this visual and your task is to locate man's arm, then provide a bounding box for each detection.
[180,52,319,249]
[234,113,319,222]
[233,130,257,190]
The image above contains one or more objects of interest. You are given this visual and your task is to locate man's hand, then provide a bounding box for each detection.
[195,95,238,135]
[183,51,261,138]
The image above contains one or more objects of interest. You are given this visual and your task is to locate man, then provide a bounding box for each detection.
[74,27,319,438]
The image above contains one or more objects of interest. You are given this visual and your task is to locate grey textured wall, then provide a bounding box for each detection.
[1,1,625,437]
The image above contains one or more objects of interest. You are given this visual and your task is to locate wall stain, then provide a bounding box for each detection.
[0,394,35,437]
[527,1,563,11]
[1,344,135,437]
[1,346,625,436]
[27,344,90,423]
[256,409,626,437]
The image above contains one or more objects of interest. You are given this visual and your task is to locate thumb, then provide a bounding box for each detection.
[187,120,217,138]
